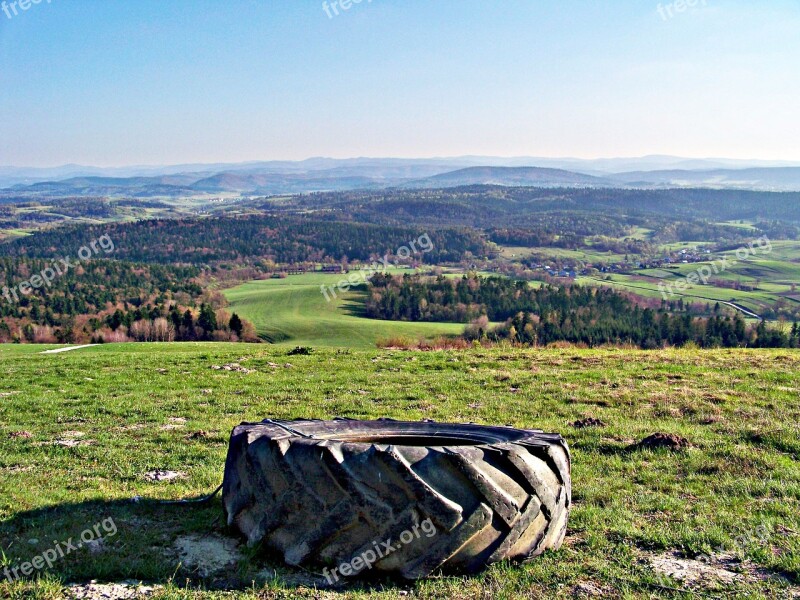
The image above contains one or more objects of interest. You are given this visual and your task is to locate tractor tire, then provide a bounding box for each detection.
[223,418,571,580]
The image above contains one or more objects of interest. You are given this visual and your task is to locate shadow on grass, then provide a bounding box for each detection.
[339,289,370,318]
[0,497,416,593]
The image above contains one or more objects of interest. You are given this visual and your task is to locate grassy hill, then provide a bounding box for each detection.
[0,343,798,598]
[223,271,465,347]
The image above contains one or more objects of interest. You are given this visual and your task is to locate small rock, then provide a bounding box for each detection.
[200,389,213,395]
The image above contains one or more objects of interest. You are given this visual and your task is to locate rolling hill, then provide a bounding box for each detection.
[400,166,613,189]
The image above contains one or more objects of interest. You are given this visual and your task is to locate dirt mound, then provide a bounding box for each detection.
[629,433,691,452]
[572,418,606,429]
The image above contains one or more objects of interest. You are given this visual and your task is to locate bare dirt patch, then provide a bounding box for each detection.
[629,432,691,452]
[211,363,254,374]
[572,418,606,429]
[160,417,187,431]
[8,430,33,439]
[67,581,160,599]
[570,581,614,598]
[143,469,185,482]
[646,551,798,592]
[173,534,242,577]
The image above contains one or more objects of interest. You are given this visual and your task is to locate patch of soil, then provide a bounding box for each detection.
[67,581,160,599]
[288,346,313,356]
[700,415,721,425]
[54,439,95,447]
[173,534,242,577]
[143,470,185,482]
[119,424,146,432]
[572,418,606,429]
[649,551,739,586]
[8,430,33,439]
[570,581,613,598]
[646,550,797,592]
[629,433,691,452]
[211,363,254,374]
[4,465,33,473]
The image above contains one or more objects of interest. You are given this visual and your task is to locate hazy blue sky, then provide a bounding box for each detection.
[1,0,799,166]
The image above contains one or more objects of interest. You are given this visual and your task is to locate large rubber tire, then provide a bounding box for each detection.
[223,418,571,580]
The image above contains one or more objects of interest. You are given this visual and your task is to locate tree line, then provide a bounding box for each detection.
[0,257,255,344]
[365,274,798,349]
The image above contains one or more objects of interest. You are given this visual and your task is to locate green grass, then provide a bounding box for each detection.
[0,229,33,242]
[500,246,630,264]
[579,247,800,317]
[223,271,465,348]
[0,343,798,599]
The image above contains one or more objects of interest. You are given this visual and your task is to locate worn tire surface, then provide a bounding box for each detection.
[223,418,571,579]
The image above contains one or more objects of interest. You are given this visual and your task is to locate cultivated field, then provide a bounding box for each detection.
[224,272,464,347]
[1,343,798,599]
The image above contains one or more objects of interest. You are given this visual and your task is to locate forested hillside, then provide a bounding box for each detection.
[2,216,490,265]
[0,258,253,344]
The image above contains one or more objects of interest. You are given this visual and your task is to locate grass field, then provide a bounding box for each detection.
[223,272,465,348]
[0,343,798,599]
[579,252,800,318]
[498,246,630,264]
[507,240,800,320]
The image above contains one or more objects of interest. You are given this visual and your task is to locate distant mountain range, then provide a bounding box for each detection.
[610,167,800,191]
[3,156,800,197]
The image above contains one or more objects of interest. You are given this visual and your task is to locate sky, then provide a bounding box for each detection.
[1,0,799,167]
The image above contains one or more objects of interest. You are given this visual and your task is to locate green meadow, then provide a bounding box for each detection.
[0,343,798,599]
[223,271,464,348]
